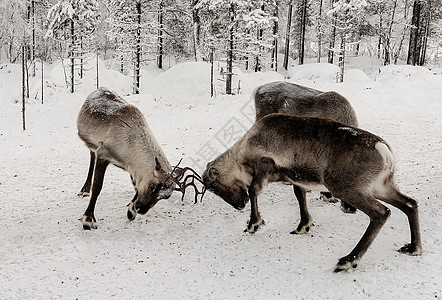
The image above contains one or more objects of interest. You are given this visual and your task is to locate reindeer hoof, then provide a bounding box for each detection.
[245,218,265,233]
[398,243,422,256]
[77,191,90,197]
[319,192,339,203]
[127,202,137,221]
[340,201,357,214]
[290,220,314,235]
[81,215,97,230]
[334,255,359,273]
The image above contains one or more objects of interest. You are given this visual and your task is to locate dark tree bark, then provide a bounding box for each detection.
[22,44,26,131]
[255,4,265,72]
[192,0,201,61]
[299,0,307,65]
[80,35,84,79]
[317,0,323,63]
[134,1,141,94]
[283,0,293,70]
[419,12,430,66]
[226,4,234,95]
[96,51,99,89]
[41,60,44,104]
[328,0,337,64]
[157,0,164,69]
[70,19,75,93]
[31,0,36,77]
[210,45,214,97]
[271,1,279,71]
[407,0,422,65]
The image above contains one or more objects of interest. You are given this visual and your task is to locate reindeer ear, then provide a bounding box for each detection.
[208,166,219,181]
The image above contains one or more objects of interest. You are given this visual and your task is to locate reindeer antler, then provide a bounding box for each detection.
[169,158,206,203]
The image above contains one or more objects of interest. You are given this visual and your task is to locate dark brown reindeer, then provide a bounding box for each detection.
[254,81,358,213]
[203,113,422,272]
[77,88,203,230]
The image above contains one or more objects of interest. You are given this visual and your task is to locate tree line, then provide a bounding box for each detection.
[1,0,441,97]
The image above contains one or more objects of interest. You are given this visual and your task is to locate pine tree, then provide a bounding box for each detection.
[328,0,367,82]
[46,0,99,93]
[199,0,276,94]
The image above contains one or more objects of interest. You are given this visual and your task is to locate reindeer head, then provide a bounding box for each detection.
[131,157,175,215]
[202,151,253,210]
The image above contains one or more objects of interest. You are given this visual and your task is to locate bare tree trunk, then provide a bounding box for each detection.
[31,0,36,77]
[22,44,26,131]
[210,45,214,97]
[96,51,99,89]
[384,0,398,65]
[283,0,293,70]
[255,5,264,72]
[338,35,345,83]
[299,0,308,65]
[394,0,410,64]
[80,35,84,79]
[192,0,202,61]
[271,1,279,71]
[377,13,383,59]
[134,1,141,94]
[157,0,164,69]
[226,4,234,95]
[317,0,323,63]
[41,60,44,104]
[407,0,422,65]
[328,0,337,64]
[419,10,430,66]
[70,19,75,93]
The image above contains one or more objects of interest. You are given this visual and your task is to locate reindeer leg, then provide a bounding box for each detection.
[245,180,264,233]
[334,193,391,272]
[374,187,422,256]
[81,156,109,230]
[291,185,313,234]
[78,151,96,197]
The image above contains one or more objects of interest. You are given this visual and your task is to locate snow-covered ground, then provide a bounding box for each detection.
[0,58,441,299]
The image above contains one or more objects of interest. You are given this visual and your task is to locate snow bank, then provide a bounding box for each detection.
[375,64,437,84]
[149,62,211,97]
[288,63,341,82]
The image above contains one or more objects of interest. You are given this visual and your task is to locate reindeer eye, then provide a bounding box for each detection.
[149,183,156,192]
[213,187,221,195]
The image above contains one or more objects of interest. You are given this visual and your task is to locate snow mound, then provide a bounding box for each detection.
[150,62,211,97]
[375,65,437,83]
[239,70,285,94]
[343,68,372,84]
[48,57,132,95]
[97,69,132,95]
[288,63,341,82]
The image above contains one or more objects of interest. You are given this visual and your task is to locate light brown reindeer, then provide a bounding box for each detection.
[77,88,203,230]
[203,113,422,272]
[254,81,358,213]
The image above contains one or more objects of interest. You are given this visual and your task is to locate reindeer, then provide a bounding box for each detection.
[203,113,422,272]
[254,81,358,213]
[77,88,203,230]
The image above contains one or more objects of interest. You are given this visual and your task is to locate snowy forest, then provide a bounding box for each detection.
[1,0,441,96]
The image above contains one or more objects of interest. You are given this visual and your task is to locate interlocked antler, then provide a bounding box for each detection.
[169,158,206,203]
